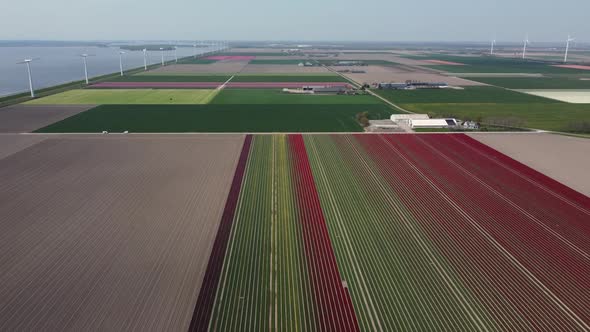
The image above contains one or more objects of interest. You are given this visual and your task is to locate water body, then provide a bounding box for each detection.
[0,46,214,97]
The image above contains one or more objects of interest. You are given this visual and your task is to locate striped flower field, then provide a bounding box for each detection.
[190,133,590,332]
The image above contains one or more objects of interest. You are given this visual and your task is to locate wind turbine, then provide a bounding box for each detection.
[119,51,125,76]
[490,39,496,55]
[522,34,530,59]
[564,35,575,63]
[143,49,148,70]
[160,47,165,66]
[79,53,96,84]
[17,58,39,98]
[193,42,197,58]
[174,46,178,63]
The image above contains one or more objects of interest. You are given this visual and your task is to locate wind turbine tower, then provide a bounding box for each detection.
[564,35,575,63]
[119,51,125,76]
[490,39,496,55]
[522,34,530,59]
[160,47,165,66]
[17,58,39,98]
[79,53,95,84]
[143,49,148,70]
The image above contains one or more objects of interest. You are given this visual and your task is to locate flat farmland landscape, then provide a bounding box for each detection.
[1,42,590,332]
[0,134,246,331]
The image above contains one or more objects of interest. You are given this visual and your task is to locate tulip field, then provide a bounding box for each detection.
[186,133,590,331]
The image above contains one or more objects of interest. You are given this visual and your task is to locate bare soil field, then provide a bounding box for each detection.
[338,65,486,86]
[0,105,95,133]
[240,64,331,73]
[0,134,245,331]
[469,133,590,196]
[147,61,249,74]
[0,134,49,159]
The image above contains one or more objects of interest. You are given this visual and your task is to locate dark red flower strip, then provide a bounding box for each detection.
[457,134,590,209]
[288,134,359,332]
[382,134,590,325]
[355,134,585,330]
[422,134,590,248]
[188,134,252,332]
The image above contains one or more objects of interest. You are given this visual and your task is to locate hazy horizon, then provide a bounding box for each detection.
[1,0,589,43]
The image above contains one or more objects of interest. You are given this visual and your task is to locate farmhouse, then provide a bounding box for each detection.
[409,118,458,129]
[378,81,449,90]
[390,114,430,125]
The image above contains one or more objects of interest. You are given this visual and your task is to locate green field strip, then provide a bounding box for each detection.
[35,104,395,133]
[234,72,337,76]
[305,135,496,331]
[406,54,588,74]
[107,75,231,82]
[135,72,234,77]
[400,103,590,132]
[467,77,590,89]
[25,89,218,105]
[210,135,316,331]
[210,89,384,105]
[248,59,316,65]
[373,86,558,104]
[231,75,349,82]
[176,58,219,64]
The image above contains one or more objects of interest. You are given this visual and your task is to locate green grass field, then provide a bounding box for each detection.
[217,52,287,56]
[248,59,315,65]
[400,103,590,131]
[467,77,590,89]
[176,58,219,64]
[35,104,396,133]
[25,89,218,105]
[109,75,231,82]
[232,75,349,82]
[373,86,557,104]
[410,54,587,74]
[211,89,382,104]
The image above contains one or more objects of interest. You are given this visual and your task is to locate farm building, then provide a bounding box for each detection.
[409,118,458,129]
[378,82,449,90]
[390,114,430,125]
[302,85,347,93]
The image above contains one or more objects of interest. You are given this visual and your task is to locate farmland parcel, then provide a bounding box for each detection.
[0,135,245,331]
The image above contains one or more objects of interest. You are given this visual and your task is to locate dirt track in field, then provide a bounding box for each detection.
[0,134,245,331]
[241,64,332,73]
[338,65,486,86]
[0,105,95,133]
[148,61,249,74]
[470,133,590,196]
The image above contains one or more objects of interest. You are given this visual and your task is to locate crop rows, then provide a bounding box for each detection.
[203,135,357,331]
[195,133,589,331]
[306,133,589,331]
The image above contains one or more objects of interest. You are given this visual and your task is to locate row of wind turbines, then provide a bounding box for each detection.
[17,41,228,98]
[490,35,577,62]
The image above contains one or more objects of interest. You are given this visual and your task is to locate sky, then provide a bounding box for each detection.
[1,0,589,42]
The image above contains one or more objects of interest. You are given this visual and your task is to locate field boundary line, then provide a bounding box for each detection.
[347,135,490,332]
[379,135,590,331]
[307,136,383,331]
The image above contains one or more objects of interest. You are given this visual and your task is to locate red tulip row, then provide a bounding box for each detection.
[288,134,360,332]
